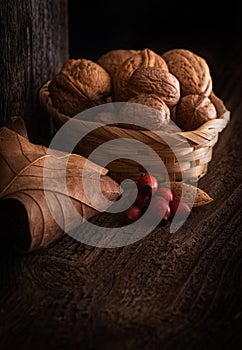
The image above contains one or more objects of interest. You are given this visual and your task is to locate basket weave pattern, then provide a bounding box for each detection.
[39,81,230,183]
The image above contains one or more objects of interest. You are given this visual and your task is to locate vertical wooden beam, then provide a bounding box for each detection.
[0,0,69,144]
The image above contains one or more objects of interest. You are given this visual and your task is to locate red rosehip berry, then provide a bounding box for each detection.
[137,174,158,196]
[170,199,191,217]
[124,205,142,223]
[149,196,171,221]
[155,187,173,203]
[126,189,150,208]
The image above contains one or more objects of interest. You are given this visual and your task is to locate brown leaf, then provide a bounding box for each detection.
[6,116,29,139]
[167,181,213,207]
[0,127,121,252]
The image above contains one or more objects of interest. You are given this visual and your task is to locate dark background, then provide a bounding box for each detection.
[0,2,241,349]
[68,1,241,61]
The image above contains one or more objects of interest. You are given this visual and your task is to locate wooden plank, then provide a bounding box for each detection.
[0,7,242,349]
[0,0,68,144]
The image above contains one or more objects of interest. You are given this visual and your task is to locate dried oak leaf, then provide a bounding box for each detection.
[6,116,29,139]
[162,181,213,207]
[0,127,121,252]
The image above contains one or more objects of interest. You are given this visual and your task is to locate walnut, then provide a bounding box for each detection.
[162,48,212,97]
[97,49,139,78]
[49,58,111,116]
[113,48,169,102]
[118,93,170,130]
[126,67,180,108]
[174,94,217,131]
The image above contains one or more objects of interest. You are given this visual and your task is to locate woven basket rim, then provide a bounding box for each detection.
[39,80,230,147]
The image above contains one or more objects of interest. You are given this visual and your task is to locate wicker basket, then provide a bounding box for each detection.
[39,81,230,183]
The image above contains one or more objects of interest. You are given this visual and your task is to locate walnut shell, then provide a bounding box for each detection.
[162,49,212,97]
[126,67,180,108]
[113,48,169,102]
[97,49,139,78]
[49,58,111,116]
[118,93,170,130]
[174,94,217,131]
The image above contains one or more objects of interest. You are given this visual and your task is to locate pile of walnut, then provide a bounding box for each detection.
[49,48,218,131]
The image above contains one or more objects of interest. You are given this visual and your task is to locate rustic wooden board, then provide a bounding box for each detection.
[0,2,242,348]
[0,45,242,349]
[0,0,68,144]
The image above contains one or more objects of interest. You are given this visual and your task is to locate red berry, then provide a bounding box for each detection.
[137,174,158,196]
[126,189,150,208]
[164,206,171,220]
[149,196,171,221]
[124,205,142,223]
[155,187,173,203]
[170,199,191,217]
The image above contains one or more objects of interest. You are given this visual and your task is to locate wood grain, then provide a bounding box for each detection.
[1,50,242,349]
[0,12,242,350]
[0,0,68,145]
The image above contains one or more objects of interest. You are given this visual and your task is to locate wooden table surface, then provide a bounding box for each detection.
[0,41,242,349]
